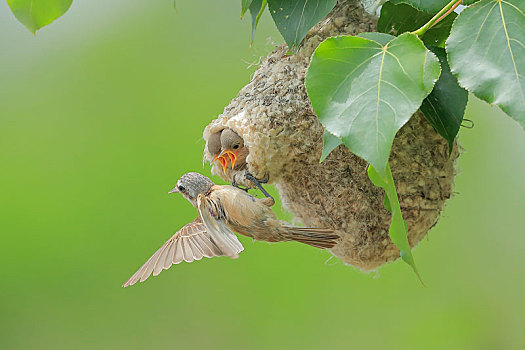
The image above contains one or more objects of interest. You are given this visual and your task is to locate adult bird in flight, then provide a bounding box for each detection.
[122,172,338,287]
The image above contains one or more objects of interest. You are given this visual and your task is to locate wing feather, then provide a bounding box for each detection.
[187,238,204,260]
[122,216,237,287]
[153,240,172,276]
[165,239,176,269]
[140,245,164,282]
[173,238,184,264]
[193,234,218,258]
[181,237,194,263]
[197,194,244,257]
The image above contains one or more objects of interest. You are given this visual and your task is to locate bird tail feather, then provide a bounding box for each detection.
[281,226,339,249]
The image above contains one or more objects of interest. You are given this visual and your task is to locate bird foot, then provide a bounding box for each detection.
[231,178,249,192]
[244,171,273,200]
[256,173,270,184]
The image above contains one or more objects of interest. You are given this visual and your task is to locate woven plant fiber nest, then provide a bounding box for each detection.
[202,0,457,270]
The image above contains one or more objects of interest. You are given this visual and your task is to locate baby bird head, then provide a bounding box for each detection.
[220,128,244,152]
[213,128,247,173]
[206,130,222,160]
[169,172,214,207]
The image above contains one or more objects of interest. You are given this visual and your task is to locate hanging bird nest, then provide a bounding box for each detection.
[203,0,458,271]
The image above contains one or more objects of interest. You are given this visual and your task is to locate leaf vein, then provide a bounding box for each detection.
[328,52,382,106]
[376,50,387,157]
[501,0,525,18]
[382,80,413,104]
[499,0,525,108]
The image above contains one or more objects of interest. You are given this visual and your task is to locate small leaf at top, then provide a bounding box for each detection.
[241,0,253,18]
[267,0,337,52]
[320,130,342,162]
[378,1,456,48]
[389,0,463,13]
[389,0,447,13]
[447,0,525,129]
[389,1,481,13]
[421,47,468,153]
[7,0,73,34]
[248,0,267,45]
[305,33,441,176]
[367,164,423,283]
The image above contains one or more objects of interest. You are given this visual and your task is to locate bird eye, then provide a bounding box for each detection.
[178,185,185,192]
[233,144,239,149]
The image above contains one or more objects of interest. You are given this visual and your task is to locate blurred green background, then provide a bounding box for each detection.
[1,1,525,349]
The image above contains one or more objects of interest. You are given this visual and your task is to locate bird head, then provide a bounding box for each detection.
[207,130,228,172]
[213,128,244,173]
[168,172,214,207]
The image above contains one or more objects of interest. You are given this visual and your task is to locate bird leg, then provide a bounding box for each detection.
[254,173,269,184]
[231,177,249,192]
[244,171,273,200]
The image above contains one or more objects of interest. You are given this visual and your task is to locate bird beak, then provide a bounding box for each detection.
[213,150,237,173]
[168,186,179,194]
[212,154,228,173]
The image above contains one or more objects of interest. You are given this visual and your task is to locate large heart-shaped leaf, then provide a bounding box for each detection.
[267,0,337,52]
[7,0,73,34]
[378,1,457,48]
[447,0,525,129]
[421,47,468,153]
[306,33,441,176]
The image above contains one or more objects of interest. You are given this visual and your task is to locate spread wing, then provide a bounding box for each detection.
[122,217,233,287]
[197,193,244,258]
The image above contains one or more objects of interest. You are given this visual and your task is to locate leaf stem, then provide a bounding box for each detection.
[412,0,462,37]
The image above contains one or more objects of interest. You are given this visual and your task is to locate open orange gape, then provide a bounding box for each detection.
[213,150,238,174]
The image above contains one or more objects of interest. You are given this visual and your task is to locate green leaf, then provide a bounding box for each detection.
[390,0,480,13]
[320,130,342,162]
[267,0,337,52]
[389,0,447,13]
[248,0,267,45]
[447,0,525,129]
[7,0,73,34]
[367,164,423,283]
[305,33,441,176]
[383,194,392,213]
[420,12,456,48]
[378,2,457,48]
[421,47,468,153]
[241,0,253,18]
[388,0,453,13]
[379,2,435,30]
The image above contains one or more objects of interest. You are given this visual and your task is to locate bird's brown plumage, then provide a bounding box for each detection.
[122,172,244,287]
[123,172,337,288]
[199,184,339,248]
